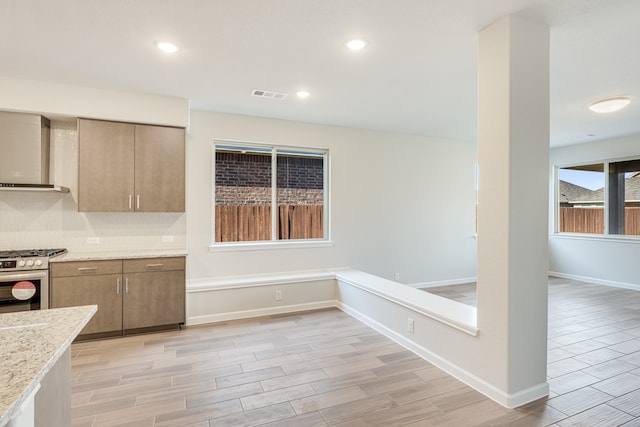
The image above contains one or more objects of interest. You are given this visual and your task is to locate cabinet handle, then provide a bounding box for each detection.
[136,194,140,210]
[125,277,129,294]
[146,263,163,269]
[77,267,98,273]
[129,194,133,210]
[116,278,120,294]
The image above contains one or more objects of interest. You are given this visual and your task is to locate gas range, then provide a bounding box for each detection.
[0,248,67,271]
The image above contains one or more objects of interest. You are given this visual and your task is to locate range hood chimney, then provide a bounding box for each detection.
[0,111,69,192]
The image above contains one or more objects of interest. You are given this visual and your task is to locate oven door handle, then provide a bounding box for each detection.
[0,270,47,281]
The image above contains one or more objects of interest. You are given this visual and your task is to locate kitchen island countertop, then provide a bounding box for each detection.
[0,305,96,427]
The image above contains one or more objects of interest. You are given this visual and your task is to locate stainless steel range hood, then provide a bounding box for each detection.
[0,111,69,192]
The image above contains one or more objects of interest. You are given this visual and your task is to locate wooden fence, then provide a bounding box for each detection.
[625,207,640,235]
[278,205,324,240]
[215,205,323,242]
[559,207,640,235]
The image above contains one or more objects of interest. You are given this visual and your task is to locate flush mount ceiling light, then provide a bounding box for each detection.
[345,39,367,51]
[156,41,179,53]
[296,91,310,99]
[587,96,632,113]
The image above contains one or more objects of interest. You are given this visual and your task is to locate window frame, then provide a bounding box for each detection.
[554,155,640,240]
[210,139,331,251]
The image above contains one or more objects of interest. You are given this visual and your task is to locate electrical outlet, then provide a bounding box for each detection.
[162,235,174,243]
[407,318,414,333]
[394,272,400,281]
[87,237,100,244]
[275,290,282,301]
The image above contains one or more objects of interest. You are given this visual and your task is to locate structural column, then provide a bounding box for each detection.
[476,15,550,405]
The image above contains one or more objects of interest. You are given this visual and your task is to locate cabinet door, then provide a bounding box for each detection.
[123,270,185,330]
[50,275,123,335]
[134,125,185,212]
[78,119,135,212]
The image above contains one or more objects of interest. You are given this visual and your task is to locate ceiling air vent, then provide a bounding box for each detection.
[251,89,288,100]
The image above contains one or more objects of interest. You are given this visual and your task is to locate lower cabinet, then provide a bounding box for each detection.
[50,257,185,338]
[51,273,123,335]
[122,257,186,330]
[50,260,123,336]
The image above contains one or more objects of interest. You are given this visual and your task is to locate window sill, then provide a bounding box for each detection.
[551,233,640,244]
[209,240,334,252]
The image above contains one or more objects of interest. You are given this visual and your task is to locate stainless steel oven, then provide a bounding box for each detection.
[0,269,48,312]
[0,249,66,313]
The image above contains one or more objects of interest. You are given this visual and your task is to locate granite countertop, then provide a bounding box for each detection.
[0,306,97,427]
[50,248,188,262]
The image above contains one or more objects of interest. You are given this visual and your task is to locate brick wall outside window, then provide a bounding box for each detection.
[215,152,323,206]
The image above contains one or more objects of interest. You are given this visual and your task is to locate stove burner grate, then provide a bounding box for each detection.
[0,248,67,259]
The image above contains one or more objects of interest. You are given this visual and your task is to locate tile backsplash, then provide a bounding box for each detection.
[0,120,186,252]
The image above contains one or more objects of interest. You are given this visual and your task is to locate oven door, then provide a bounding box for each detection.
[0,270,47,313]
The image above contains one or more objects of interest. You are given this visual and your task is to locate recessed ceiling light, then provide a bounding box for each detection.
[345,39,367,51]
[156,41,179,53]
[587,96,632,113]
[296,91,310,99]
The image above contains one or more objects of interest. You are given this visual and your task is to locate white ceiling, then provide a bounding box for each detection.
[1,0,638,147]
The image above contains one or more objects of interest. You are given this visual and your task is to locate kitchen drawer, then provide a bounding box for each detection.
[51,260,123,277]
[123,257,185,273]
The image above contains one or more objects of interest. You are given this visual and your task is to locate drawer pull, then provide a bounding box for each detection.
[146,263,163,269]
[77,267,98,272]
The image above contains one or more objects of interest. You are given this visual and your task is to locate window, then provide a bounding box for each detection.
[213,142,328,245]
[557,164,605,234]
[608,159,640,236]
[556,158,640,236]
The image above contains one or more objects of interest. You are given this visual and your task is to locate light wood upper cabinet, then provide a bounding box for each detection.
[78,120,134,212]
[134,124,185,212]
[78,118,185,212]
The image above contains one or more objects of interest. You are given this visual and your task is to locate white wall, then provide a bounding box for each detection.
[185,110,478,284]
[0,76,189,127]
[549,133,640,288]
[0,77,477,281]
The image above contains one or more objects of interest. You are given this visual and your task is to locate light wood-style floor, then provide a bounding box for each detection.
[70,277,640,426]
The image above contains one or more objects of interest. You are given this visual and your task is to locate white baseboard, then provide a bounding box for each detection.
[549,271,640,292]
[186,300,337,326]
[408,277,478,289]
[337,301,548,409]
[506,382,550,408]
